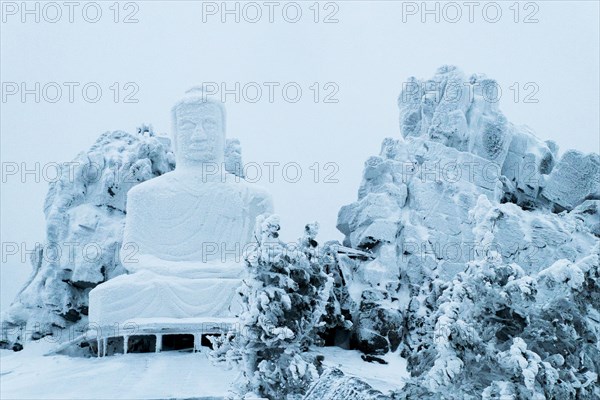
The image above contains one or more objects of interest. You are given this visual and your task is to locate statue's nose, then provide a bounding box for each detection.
[191,128,207,140]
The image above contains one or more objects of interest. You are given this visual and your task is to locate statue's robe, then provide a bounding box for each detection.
[89,169,273,327]
[122,170,273,277]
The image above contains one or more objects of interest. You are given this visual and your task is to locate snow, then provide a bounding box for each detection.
[89,270,244,328]
[0,342,236,400]
[313,347,408,395]
[537,259,585,290]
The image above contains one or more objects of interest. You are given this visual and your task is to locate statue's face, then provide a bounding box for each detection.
[175,103,224,164]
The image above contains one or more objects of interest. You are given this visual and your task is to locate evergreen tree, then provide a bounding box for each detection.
[398,247,600,399]
[213,215,333,400]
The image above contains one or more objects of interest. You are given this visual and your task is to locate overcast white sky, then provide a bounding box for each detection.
[1,0,599,310]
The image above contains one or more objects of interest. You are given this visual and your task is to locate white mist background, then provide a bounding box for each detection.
[1,1,599,311]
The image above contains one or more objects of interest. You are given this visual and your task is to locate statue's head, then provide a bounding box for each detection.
[171,88,226,168]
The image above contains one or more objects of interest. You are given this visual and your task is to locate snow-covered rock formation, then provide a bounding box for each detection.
[396,65,599,212]
[334,66,599,398]
[1,130,175,344]
[225,138,245,178]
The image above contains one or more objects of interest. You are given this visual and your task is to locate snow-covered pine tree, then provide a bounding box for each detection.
[136,123,155,136]
[397,247,600,399]
[214,215,333,400]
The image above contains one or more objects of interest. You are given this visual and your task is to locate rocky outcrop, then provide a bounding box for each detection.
[337,66,599,355]
[397,65,598,211]
[570,200,600,237]
[542,151,600,211]
[1,130,175,342]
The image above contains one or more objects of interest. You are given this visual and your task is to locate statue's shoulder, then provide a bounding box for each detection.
[225,174,270,196]
[224,174,274,212]
[128,172,177,198]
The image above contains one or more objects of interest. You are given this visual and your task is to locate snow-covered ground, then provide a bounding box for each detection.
[0,341,237,400]
[315,347,409,395]
[0,342,408,399]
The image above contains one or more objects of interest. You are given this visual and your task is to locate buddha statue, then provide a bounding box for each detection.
[122,90,273,276]
[88,90,273,331]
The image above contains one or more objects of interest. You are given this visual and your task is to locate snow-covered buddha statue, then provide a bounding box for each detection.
[88,90,273,331]
[122,90,273,276]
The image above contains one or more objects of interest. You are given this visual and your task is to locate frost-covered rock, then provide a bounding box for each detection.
[337,66,600,363]
[570,200,600,237]
[542,150,600,210]
[468,195,597,275]
[397,64,599,212]
[351,289,403,355]
[398,66,512,163]
[337,190,403,249]
[2,130,174,342]
[537,259,585,290]
[224,137,245,178]
[303,368,391,400]
[499,125,555,208]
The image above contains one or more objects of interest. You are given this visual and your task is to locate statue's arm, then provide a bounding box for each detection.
[247,186,274,219]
